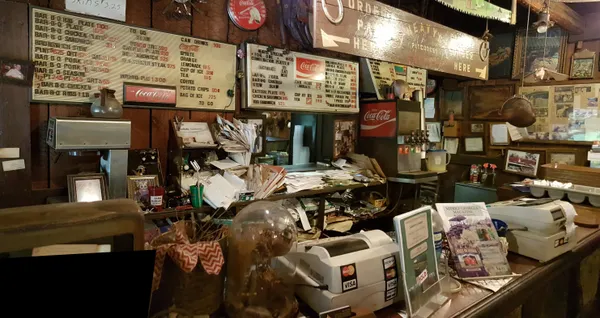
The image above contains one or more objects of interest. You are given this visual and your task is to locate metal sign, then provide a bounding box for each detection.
[228,0,267,31]
[313,0,489,80]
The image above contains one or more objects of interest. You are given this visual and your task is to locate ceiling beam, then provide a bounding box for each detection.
[518,0,584,34]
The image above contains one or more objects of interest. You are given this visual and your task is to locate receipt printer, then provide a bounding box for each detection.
[274,230,402,313]
[487,199,577,262]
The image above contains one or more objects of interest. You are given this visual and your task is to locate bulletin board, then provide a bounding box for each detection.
[518,84,600,142]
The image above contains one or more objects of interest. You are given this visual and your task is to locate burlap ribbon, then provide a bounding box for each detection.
[151,224,224,291]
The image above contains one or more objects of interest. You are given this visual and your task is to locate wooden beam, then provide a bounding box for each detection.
[518,0,584,34]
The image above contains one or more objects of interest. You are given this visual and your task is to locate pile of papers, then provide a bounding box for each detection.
[285,172,326,193]
[247,165,287,199]
[322,169,354,181]
[215,115,256,166]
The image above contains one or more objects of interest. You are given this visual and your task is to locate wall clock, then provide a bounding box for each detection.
[227,0,267,31]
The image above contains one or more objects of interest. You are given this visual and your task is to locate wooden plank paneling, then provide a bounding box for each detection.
[126,0,152,27]
[30,104,49,190]
[122,108,151,149]
[257,0,282,47]
[151,109,190,180]
[0,1,32,208]
[152,0,192,34]
[191,0,228,41]
[227,21,257,44]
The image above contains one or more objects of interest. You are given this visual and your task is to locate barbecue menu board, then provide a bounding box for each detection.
[30,7,237,110]
[244,43,359,113]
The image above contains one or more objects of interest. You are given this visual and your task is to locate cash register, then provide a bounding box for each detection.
[487,199,577,262]
[274,230,402,313]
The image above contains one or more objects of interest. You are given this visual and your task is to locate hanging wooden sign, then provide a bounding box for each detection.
[242,43,359,113]
[30,7,237,110]
[312,0,489,80]
[227,0,267,31]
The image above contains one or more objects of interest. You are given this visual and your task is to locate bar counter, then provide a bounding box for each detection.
[377,227,600,318]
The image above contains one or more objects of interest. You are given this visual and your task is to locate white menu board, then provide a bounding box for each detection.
[244,43,359,113]
[364,58,427,99]
[30,7,237,110]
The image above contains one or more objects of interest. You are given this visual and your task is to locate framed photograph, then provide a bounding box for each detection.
[1,58,34,86]
[470,123,485,134]
[127,175,160,206]
[570,49,595,79]
[504,149,542,177]
[468,85,515,120]
[440,88,464,120]
[512,27,568,79]
[67,173,108,203]
[443,137,459,155]
[333,118,357,158]
[546,150,581,166]
[237,114,266,156]
[489,32,515,79]
[464,137,484,153]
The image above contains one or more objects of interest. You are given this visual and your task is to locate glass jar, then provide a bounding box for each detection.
[225,201,298,317]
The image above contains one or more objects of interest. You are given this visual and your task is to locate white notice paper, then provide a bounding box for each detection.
[465,138,483,152]
[506,123,529,141]
[444,138,459,154]
[426,122,441,143]
[66,0,126,22]
[491,124,509,145]
[424,98,436,119]
[2,159,25,172]
[0,148,19,159]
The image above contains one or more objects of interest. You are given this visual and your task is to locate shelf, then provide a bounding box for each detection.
[144,206,212,220]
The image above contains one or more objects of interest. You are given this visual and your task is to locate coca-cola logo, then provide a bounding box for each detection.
[300,61,318,72]
[296,57,325,81]
[135,89,171,100]
[125,84,177,105]
[363,110,392,122]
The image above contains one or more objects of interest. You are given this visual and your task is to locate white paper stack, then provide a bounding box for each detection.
[322,169,354,181]
[247,165,287,199]
[202,174,238,209]
[285,171,325,193]
[215,115,257,166]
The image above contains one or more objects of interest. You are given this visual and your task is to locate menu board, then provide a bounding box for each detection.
[30,7,237,110]
[363,58,427,100]
[243,43,359,113]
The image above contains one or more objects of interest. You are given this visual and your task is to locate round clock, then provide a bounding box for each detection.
[227,0,267,31]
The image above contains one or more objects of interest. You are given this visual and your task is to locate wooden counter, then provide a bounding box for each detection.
[377,227,600,318]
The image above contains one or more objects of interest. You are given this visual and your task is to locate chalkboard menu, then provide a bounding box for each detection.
[243,43,359,113]
[30,7,237,110]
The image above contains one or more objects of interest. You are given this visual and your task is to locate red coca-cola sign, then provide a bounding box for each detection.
[295,57,326,81]
[124,83,177,105]
[360,102,397,137]
[228,0,267,31]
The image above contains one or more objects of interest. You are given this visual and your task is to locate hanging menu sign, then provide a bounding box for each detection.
[243,43,359,113]
[362,58,426,99]
[30,7,237,110]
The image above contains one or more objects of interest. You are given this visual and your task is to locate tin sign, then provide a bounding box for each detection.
[228,0,267,31]
[360,102,397,137]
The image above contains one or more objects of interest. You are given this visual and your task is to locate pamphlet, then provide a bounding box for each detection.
[435,203,512,278]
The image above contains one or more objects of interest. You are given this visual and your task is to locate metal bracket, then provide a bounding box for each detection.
[321,0,344,24]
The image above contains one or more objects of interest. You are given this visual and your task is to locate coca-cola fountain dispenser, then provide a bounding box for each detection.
[359,99,422,176]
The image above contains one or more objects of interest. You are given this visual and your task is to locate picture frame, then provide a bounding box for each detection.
[439,88,464,120]
[443,137,459,155]
[504,149,543,177]
[512,27,568,80]
[67,173,108,203]
[1,58,34,86]
[546,149,582,166]
[489,123,510,146]
[468,84,515,120]
[570,49,595,79]
[333,117,357,159]
[464,137,485,153]
[489,32,515,79]
[470,123,485,134]
[127,175,160,206]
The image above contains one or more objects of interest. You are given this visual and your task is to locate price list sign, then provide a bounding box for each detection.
[243,43,359,113]
[30,7,237,110]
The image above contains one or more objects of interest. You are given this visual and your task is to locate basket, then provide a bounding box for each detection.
[150,221,227,317]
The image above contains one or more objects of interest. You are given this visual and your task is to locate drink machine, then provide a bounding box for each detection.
[359,99,423,176]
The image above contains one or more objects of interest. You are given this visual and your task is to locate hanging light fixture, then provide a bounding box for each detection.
[533,1,554,33]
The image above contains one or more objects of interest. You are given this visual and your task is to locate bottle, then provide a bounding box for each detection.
[431,209,444,261]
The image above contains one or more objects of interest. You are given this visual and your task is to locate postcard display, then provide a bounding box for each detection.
[519,84,600,141]
[243,43,359,113]
[30,7,237,110]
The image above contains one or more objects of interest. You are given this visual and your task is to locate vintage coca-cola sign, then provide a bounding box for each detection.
[228,0,267,31]
[295,57,326,81]
[360,102,397,137]
[124,83,177,106]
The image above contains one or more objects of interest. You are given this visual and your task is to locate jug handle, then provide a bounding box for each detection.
[446,153,452,166]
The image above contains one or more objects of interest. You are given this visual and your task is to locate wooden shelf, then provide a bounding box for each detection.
[144,206,212,220]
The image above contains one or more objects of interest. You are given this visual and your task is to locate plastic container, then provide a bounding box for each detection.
[225,201,298,317]
[547,188,565,200]
[426,150,451,173]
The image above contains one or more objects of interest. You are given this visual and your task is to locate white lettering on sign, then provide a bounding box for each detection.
[66,0,126,22]
[364,109,391,121]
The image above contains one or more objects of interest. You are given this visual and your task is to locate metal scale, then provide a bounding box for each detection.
[46,117,132,199]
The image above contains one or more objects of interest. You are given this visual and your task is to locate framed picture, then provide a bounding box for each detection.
[512,27,568,79]
[489,123,510,146]
[570,49,595,79]
[504,149,542,177]
[333,118,357,158]
[468,85,515,120]
[443,137,459,155]
[489,32,515,79]
[470,123,485,134]
[546,150,581,166]
[237,114,267,156]
[1,58,34,86]
[426,122,442,143]
[127,175,160,206]
[440,88,464,120]
[67,173,108,203]
[464,137,485,153]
